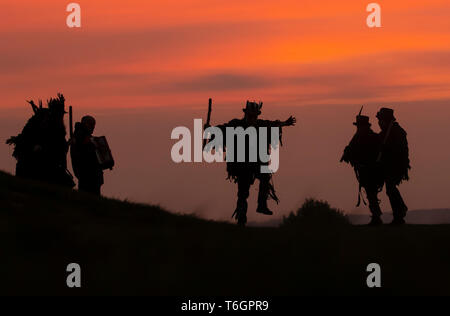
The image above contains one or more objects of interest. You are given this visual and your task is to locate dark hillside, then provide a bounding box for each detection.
[1,171,450,295]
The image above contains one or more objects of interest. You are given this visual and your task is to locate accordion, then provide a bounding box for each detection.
[91,136,115,170]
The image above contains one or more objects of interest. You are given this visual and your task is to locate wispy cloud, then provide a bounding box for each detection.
[1,1,450,108]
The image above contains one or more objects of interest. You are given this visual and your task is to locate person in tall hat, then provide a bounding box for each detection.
[341,111,384,226]
[376,107,410,225]
[204,100,296,226]
[6,93,74,188]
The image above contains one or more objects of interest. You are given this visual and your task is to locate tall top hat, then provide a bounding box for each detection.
[353,115,371,127]
[243,101,262,115]
[376,107,395,121]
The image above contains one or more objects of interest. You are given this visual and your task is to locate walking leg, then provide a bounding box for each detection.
[234,176,252,226]
[386,181,408,224]
[256,173,273,215]
[366,188,383,226]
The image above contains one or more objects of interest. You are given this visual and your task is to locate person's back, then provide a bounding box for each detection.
[7,94,72,187]
[71,116,104,195]
[376,107,410,225]
[344,127,380,168]
[7,108,50,179]
[216,117,283,181]
[204,101,296,226]
[379,121,410,184]
[341,114,383,225]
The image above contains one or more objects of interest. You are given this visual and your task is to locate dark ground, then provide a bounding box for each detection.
[1,170,450,296]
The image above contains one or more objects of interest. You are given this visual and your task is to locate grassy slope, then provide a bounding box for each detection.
[1,171,450,296]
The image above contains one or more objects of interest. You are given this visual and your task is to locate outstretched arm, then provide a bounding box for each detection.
[282,116,296,127]
[260,116,297,128]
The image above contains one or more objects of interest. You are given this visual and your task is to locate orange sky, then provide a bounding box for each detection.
[2,1,450,220]
[1,0,450,109]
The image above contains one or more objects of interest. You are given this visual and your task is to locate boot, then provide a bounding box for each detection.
[390,217,406,226]
[256,205,273,215]
[368,216,383,226]
[237,214,247,226]
[257,177,273,215]
[232,198,248,226]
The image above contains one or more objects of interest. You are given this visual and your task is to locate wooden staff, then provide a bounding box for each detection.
[69,106,74,140]
[203,98,212,147]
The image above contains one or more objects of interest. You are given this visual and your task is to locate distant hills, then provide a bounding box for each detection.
[348,209,450,225]
[249,209,450,227]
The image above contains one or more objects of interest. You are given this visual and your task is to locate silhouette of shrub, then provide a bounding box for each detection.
[281,198,350,227]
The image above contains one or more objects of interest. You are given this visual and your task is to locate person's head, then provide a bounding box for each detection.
[243,101,262,124]
[376,108,396,130]
[353,115,371,132]
[81,115,96,135]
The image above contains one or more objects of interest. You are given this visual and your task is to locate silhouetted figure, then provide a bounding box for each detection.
[341,114,384,226]
[376,108,410,225]
[6,94,75,188]
[204,101,296,226]
[70,116,104,195]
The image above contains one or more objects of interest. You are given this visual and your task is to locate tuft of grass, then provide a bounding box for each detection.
[281,198,350,227]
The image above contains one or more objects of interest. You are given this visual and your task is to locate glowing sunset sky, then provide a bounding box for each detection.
[1,0,450,109]
[2,1,450,221]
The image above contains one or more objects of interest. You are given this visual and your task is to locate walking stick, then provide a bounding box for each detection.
[203,98,212,147]
[69,106,74,140]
